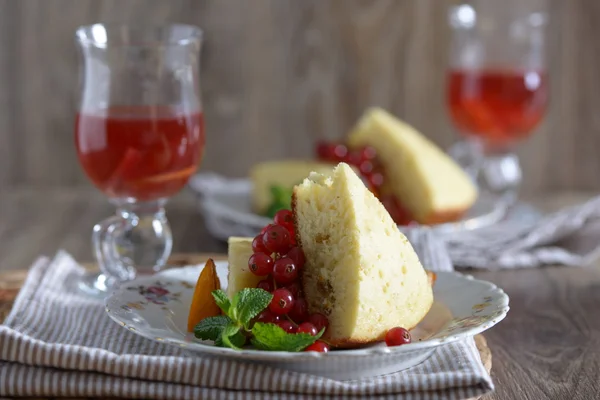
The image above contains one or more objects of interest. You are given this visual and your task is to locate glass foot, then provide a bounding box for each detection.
[506,201,543,224]
[76,271,115,297]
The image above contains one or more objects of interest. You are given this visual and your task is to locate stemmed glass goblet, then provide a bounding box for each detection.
[447,2,548,208]
[74,24,205,294]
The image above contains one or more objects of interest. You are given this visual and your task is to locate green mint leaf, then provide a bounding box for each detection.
[251,322,323,352]
[266,185,293,218]
[220,323,243,350]
[215,330,246,348]
[279,187,294,203]
[230,330,247,348]
[269,185,287,199]
[211,289,231,316]
[193,315,232,341]
[231,288,273,328]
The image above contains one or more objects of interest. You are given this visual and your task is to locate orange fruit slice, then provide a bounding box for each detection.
[135,165,197,184]
[187,258,222,332]
[426,271,437,288]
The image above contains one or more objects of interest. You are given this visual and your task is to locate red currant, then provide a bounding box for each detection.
[277,320,297,333]
[332,143,348,160]
[256,279,274,292]
[256,309,280,324]
[368,171,385,188]
[274,209,295,231]
[285,247,305,269]
[269,288,295,315]
[252,235,268,254]
[260,224,275,236]
[285,282,302,298]
[359,160,375,175]
[288,296,309,323]
[297,322,318,336]
[304,340,330,353]
[359,146,377,161]
[385,327,412,347]
[272,257,298,285]
[309,313,329,333]
[344,150,362,166]
[380,195,414,226]
[262,225,291,254]
[316,141,335,161]
[316,141,348,162]
[248,253,273,276]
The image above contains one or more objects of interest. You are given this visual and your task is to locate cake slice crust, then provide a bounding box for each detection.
[292,163,433,347]
[347,108,477,224]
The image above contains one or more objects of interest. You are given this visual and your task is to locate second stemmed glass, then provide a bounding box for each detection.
[447,2,548,207]
[74,24,205,294]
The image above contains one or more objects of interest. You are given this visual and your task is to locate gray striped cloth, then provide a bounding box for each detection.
[0,246,493,399]
[440,196,600,269]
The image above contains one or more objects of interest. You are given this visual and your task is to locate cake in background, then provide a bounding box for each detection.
[347,108,478,224]
[250,107,477,226]
[250,161,337,218]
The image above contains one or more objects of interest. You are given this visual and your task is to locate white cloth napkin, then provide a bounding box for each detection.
[190,173,600,269]
[444,196,600,269]
[0,250,493,399]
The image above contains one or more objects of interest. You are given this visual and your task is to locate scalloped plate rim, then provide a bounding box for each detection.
[104,262,509,361]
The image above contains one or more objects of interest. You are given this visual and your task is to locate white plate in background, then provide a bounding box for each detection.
[188,173,508,241]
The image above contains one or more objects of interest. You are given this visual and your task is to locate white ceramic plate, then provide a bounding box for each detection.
[188,174,507,241]
[105,261,509,380]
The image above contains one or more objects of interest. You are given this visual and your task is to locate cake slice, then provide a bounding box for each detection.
[292,163,433,347]
[347,108,477,224]
[227,237,262,297]
[250,160,340,216]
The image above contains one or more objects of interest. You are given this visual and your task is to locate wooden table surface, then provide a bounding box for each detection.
[1,187,599,400]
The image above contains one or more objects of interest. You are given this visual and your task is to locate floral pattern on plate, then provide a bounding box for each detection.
[105,262,509,380]
[120,280,193,311]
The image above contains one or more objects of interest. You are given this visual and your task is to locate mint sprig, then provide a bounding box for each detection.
[193,288,323,352]
[194,315,232,341]
[220,324,244,349]
[251,322,324,352]
[212,290,231,315]
[265,185,294,218]
[231,288,273,328]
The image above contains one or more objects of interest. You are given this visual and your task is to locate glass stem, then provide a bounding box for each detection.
[113,199,173,273]
[94,199,173,287]
[115,199,168,222]
[449,138,522,207]
[478,143,522,207]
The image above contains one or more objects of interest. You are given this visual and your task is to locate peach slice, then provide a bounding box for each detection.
[187,258,222,332]
[426,271,437,288]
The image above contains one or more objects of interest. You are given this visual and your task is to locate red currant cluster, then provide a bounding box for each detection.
[316,142,382,194]
[316,141,414,225]
[250,209,330,352]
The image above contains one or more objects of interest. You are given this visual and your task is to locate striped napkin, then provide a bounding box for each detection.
[0,246,493,399]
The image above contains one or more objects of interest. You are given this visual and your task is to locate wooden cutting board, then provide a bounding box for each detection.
[0,253,492,400]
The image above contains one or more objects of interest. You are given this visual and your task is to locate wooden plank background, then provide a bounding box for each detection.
[0,0,597,195]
